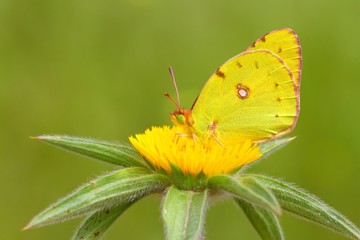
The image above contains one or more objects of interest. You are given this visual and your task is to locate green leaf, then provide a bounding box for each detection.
[235,198,284,240]
[208,175,281,215]
[72,201,134,240]
[162,186,208,240]
[33,135,147,168]
[250,174,360,240]
[25,167,168,229]
[258,137,295,159]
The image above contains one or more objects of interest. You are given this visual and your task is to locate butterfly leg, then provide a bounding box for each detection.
[192,133,197,145]
[173,132,193,143]
[172,132,198,145]
[210,133,225,148]
[208,121,225,148]
[173,132,183,143]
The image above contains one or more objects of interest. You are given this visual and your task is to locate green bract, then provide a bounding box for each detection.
[25,135,360,240]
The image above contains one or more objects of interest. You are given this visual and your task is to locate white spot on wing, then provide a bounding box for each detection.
[238,89,248,98]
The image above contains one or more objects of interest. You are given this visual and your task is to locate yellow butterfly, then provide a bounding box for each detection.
[166,28,301,146]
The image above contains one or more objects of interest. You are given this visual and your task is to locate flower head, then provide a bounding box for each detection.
[129,126,262,177]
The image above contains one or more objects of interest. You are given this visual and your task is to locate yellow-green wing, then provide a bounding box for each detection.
[191,49,299,144]
[246,28,302,89]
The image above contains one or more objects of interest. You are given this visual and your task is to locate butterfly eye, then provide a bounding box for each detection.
[236,84,250,99]
[176,114,186,125]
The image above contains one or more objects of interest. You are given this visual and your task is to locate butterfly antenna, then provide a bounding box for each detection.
[164,67,182,111]
[164,92,181,111]
[169,67,181,107]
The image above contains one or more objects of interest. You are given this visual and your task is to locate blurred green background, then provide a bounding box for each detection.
[1,0,359,239]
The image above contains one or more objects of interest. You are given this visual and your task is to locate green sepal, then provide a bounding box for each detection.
[72,201,134,240]
[250,174,360,240]
[33,135,148,168]
[162,186,208,240]
[208,174,281,215]
[25,167,169,229]
[235,198,284,240]
[168,163,207,191]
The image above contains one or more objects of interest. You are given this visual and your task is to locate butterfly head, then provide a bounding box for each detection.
[164,91,193,126]
[170,108,193,127]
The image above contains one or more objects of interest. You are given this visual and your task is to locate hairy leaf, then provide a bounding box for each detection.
[72,202,134,240]
[250,174,360,240]
[258,137,295,159]
[162,186,208,240]
[25,167,168,229]
[33,135,147,168]
[235,198,284,240]
[208,175,281,215]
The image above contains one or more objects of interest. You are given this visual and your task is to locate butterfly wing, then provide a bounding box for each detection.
[191,29,301,144]
[247,28,302,89]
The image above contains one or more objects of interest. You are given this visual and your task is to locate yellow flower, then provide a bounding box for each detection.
[129,126,262,177]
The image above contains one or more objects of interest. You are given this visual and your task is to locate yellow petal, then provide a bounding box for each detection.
[129,126,262,177]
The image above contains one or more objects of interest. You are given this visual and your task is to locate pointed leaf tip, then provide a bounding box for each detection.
[29,136,41,140]
[22,224,31,231]
[32,135,57,140]
[258,137,296,159]
[27,167,168,229]
[32,135,147,168]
